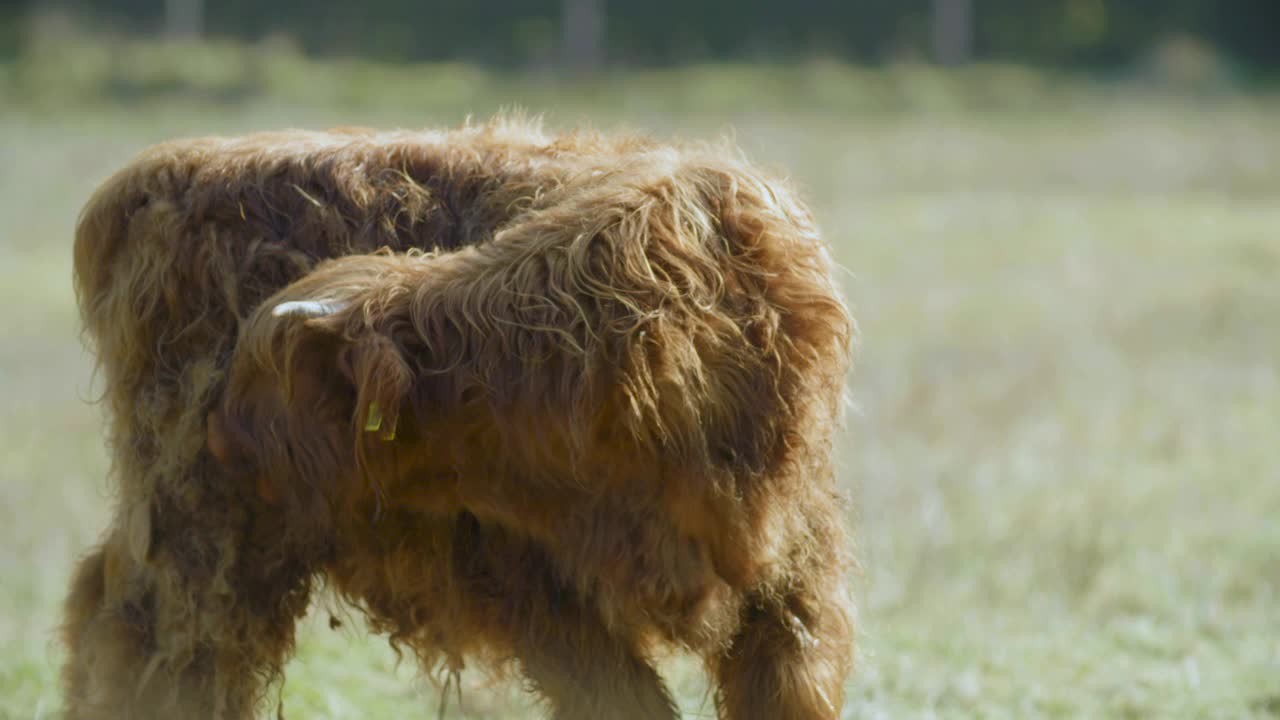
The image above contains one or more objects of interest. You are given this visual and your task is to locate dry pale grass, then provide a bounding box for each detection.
[1,59,1278,719]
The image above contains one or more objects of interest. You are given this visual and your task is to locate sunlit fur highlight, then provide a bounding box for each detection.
[65,116,855,719]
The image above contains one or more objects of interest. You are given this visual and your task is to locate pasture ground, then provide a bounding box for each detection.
[2,54,1278,718]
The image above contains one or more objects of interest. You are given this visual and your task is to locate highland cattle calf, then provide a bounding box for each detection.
[65,118,855,719]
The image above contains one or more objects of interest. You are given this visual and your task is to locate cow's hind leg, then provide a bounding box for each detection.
[61,486,318,719]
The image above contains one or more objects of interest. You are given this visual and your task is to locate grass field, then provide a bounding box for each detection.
[1,53,1278,718]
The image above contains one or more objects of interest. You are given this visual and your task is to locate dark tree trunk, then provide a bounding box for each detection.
[165,0,204,39]
[562,0,605,72]
[932,0,973,66]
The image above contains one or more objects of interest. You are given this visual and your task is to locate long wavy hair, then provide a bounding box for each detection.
[66,116,855,719]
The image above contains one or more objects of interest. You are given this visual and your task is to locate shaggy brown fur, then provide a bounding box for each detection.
[66,117,855,719]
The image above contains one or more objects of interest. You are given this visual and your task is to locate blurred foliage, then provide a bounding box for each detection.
[1,0,1277,72]
[5,18,1261,112]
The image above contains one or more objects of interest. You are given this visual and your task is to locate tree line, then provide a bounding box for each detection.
[20,0,1280,70]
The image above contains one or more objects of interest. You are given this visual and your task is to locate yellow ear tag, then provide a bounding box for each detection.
[364,402,397,442]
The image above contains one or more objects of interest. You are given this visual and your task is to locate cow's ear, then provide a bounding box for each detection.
[273,293,411,443]
[205,404,280,503]
[336,332,413,443]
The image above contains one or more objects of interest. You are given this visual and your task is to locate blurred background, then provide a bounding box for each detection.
[2,1,1278,718]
